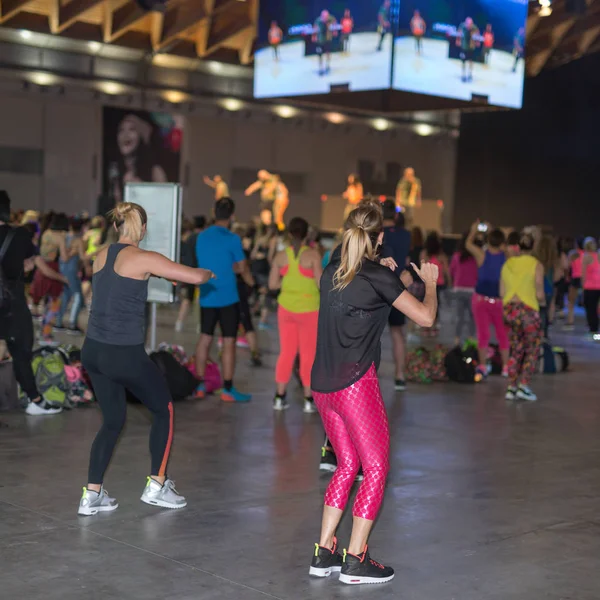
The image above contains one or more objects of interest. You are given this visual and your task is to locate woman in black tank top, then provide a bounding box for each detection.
[78,202,214,517]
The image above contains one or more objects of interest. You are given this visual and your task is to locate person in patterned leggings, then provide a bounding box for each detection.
[308,202,439,585]
[501,232,545,402]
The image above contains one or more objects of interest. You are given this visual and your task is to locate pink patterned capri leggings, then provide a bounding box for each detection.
[313,364,389,521]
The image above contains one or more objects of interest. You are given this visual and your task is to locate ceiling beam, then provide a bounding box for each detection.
[57,0,104,34]
[527,18,576,76]
[0,0,35,23]
[578,23,600,55]
[155,1,208,50]
[206,15,252,54]
[109,1,148,43]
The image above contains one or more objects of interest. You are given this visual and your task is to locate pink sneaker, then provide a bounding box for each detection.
[236,336,249,349]
[501,366,509,378]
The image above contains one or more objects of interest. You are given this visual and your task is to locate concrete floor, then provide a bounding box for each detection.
[1,306,599,600]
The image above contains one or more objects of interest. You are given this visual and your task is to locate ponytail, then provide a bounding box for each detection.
[333,202,383,291]
[109,202,147,244]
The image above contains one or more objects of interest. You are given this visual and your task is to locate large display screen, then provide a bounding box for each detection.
[392,0,528,108]
[254,0,394,98]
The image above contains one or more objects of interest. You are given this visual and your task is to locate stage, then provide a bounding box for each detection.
[393,37,525,109]
[254,32,392,98]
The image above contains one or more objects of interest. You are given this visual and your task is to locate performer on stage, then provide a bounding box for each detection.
[376,1,391,52]
[245,170,288,229]
[456,17,480,83]
[268,21,283,62]
[482,24,494,65]
[512,27,525,73]
[342,174,363,221]
[410,10,426,56]
[203,174,229,200]
[340,9,354,53]
[312,10,337,76]
[395,167,421,226]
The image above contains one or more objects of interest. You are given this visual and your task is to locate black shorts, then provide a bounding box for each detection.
[180,283,196,302]
[460,49,474,62]
[200,303,240,338]
[316,41,331,55]
[259,201,274,215]
[237,281,254,333]
[388,307,406,328]
[570,277,582,289]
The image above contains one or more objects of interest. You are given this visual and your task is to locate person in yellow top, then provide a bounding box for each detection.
[269,217,322,413]
[342,173,364,221]
[500,232,545,403]
[395,167,421,226]
[203,174,229,200]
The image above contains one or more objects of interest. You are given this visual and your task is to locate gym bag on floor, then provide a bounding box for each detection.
[32,347,69,408]
[150,351,198,401]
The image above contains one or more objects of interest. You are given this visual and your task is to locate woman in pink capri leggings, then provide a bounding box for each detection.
[466,221,509,379]
[308,202,439,585]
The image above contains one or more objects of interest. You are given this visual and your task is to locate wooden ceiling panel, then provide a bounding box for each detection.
[2,0,600,73]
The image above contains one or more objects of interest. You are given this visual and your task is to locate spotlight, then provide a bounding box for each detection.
[19,30,32,40]
[208,61,223,74]
[274,105,297,118]
[372,118,390,131]
[88,41,101,52]
[325,112,346,124]
[29,72,57,86]
[220,98,243,111]
[98,81,125,95]
[414,123,435,136]
[162,90,189,104]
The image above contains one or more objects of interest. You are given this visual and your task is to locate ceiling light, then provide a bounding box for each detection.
[19,30,32,40]
[88,41,101,52]
[372,118,390,131]
[414,123,435,136]
[220,98,243,111]
[539,5,552,15]
[539,0,551,7]
[98,81,125,95]
[208,61,223,74]
[274,105,297,118]
[162,90,189,104]
[29,72,57,86]
[325,112,346,124]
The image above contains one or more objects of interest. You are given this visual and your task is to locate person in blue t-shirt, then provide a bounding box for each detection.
[194,197,255,402]
[380,200,413,391]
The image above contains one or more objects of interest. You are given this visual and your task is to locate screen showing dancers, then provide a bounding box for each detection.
[392,0,528,109]
[254,0,393,99]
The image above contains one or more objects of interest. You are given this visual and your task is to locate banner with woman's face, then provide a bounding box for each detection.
[102,107,184,211]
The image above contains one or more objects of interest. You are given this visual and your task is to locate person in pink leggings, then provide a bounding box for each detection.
[466,221,509,379]
[269,217,322,413]
[308,202,439,585]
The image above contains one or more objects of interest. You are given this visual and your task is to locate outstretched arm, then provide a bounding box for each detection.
[466,221,486,267]
[141,251,214,285]
[203,176,216,189]
[245,181,263,196]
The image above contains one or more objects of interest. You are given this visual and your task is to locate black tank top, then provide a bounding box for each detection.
[86,244,148,346]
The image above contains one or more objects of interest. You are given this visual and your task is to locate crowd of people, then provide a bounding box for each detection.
[1,186,599,585]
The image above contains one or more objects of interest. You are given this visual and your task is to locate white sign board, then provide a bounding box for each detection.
[124,182,182,304]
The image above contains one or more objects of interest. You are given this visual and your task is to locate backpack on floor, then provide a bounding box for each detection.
[444,345,478,383]
[552,346,569,372]
[406,347,432,384]
[186,357,222,394]
[157,343,188,366]
[150,351,198,401]
[31,347,70,408]
[539,340,556,374]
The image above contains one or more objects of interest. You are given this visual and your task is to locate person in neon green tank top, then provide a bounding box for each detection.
[269,217,322,413]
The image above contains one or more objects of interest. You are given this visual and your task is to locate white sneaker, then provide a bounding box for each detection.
[273,395,289,411]
[25,399,62,416]
[78,486,118,516]
[140,477,187,509]
[505,386,517,401]
[303,399,317,414]
[516,385,537,402]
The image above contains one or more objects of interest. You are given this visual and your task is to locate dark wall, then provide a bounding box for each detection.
[453,52,600,236]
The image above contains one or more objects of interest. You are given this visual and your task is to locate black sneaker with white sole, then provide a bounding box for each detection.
[339,547,394,585]
[394,379,407,391]
[319,446,337,472]
[309,537,343,577]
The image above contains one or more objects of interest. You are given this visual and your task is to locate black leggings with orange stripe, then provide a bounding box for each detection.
[82,338,174,484]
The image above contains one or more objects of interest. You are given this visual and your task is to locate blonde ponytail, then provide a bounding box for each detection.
[108,202,147,244]
[333,201,383,291]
